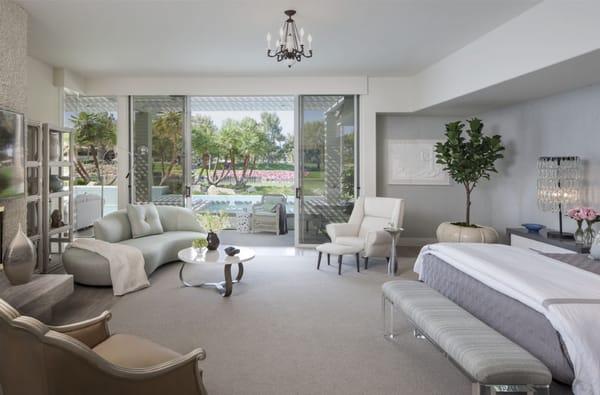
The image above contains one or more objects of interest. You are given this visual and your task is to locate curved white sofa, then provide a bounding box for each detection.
[63,206,206,286]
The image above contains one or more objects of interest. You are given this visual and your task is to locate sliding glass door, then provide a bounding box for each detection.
[296,95,358,245]
[131,96,186,206]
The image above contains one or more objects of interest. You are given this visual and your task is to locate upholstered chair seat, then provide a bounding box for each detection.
[0,298,207,395]
[326,197,404,268]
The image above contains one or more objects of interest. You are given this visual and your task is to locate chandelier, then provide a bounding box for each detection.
[266,10,313,68]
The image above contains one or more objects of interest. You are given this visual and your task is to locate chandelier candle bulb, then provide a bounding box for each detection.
[266,32,272,49]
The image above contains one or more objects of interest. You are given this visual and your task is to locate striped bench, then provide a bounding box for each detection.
[382,280,552,395]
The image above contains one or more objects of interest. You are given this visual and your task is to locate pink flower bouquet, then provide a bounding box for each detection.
[567,207,600,223]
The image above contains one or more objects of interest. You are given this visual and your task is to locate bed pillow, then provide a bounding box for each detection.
[127,203,164,238]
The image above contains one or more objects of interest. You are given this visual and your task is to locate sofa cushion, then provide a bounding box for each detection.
[93,334,180,369]
[156,205,205,233]
[94,210,132,243]
[127,203,164,238]
[119,231,205,275]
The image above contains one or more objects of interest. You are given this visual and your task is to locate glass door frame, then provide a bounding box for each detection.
[294,95,360,248]
[129,95,188,206]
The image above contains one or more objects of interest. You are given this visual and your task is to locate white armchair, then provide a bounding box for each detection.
[326,196,404,269]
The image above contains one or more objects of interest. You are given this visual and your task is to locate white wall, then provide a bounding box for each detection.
[413,0,600,111]
[85,76,368,96]
[0,0,28,253]
[479,82,600,237]
[26,56,60,124]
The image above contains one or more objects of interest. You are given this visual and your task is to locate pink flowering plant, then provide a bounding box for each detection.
[567,207,600,224]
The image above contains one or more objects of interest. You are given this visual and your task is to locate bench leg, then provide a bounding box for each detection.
[473,384,549,395]
[413,328,426,340]
[338,255,343,275]
[382,295,399,340]
[327,254,330,266]
[317,252,322,270]
[364,256,368,269]
[355,253,360,272]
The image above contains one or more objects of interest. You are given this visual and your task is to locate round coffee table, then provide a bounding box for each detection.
[177,247,255,297]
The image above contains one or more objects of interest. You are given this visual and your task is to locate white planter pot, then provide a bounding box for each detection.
[436,222,499,243]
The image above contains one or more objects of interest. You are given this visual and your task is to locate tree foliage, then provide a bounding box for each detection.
[434,118,505,226]
[152,111,182,186]
[191,115,276,187]
[71,111,116,183]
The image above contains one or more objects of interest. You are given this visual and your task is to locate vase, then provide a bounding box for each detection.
[3,224,36,285]
[49,175,63,193]
[590,233,600,260]
[206,232,220,251]
[574,221,585,245]
[436,222,499,243]
[49,132,60,161]
[584,221,595,246]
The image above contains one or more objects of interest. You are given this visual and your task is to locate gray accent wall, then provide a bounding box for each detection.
[376,115,490,239]
[376,83,600,240]
[0,0,28,253]
[479,83,600,237]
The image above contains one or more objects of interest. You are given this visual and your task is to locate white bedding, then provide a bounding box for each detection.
[415,243,600,395]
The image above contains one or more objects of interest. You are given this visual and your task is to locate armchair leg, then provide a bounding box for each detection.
[327,254,331,266]
[364,257,369,270]
[338,255,343,275]
[317,252,322,270]
[355,253,360,272]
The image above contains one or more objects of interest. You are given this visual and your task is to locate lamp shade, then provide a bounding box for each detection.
[537,156,582,212]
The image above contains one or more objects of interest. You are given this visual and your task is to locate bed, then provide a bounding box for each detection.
[415,245,600,393]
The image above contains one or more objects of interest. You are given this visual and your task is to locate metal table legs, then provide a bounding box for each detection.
[387,233,398,277]
[179,262,244,297]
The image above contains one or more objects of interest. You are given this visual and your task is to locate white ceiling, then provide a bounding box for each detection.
[17,0,539,78]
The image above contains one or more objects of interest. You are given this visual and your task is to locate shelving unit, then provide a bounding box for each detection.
[42,124,75,273]
[25,121,43,272]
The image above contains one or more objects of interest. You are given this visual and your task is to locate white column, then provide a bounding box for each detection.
[116,96,129,209]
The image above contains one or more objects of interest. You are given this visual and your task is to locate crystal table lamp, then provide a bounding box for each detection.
[537,156,582,239]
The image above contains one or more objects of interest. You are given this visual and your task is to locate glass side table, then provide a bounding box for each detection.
[384,227,404,277]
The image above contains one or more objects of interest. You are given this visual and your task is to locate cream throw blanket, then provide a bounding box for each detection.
[71,239,150,296]
[415,243,600,395]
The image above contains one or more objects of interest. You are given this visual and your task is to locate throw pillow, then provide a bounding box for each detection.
[127,203,164,238]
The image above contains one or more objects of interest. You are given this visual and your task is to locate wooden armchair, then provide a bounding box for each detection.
[0,298,207,395]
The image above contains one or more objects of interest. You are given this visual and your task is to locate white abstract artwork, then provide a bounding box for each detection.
[387,139,450,185]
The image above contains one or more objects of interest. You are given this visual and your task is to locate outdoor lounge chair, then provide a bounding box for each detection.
[252,194,287,235]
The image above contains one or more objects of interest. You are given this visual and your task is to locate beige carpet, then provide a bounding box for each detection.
[52,250,571,395]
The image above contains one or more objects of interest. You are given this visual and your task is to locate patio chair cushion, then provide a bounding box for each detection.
[127,203,164,238]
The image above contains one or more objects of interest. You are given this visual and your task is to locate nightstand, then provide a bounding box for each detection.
[506,228,590,254]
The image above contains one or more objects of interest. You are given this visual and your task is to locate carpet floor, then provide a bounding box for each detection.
[52,249,572,395]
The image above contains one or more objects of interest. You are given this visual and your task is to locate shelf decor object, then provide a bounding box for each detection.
[266,10,313,68]
[537,156,582,239]
[2,224,36,285]
[42,124,75,273]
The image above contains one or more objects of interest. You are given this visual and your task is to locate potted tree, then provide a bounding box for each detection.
[434,118,505,243]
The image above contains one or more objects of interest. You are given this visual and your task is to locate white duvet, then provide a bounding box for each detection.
[414,243,600,395]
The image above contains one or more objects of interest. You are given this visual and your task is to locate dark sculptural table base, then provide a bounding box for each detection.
[179,261,244,297]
